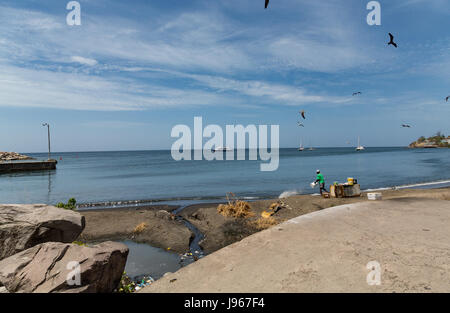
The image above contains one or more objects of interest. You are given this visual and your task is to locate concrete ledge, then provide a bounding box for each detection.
[0,160,57,173]
[141,197,450,293]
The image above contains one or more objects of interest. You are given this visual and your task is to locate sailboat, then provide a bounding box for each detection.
[298,139,305,151]
[355,136,365,151]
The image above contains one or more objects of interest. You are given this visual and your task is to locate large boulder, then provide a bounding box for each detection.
[0,241,128,293]
[0,204,85,260]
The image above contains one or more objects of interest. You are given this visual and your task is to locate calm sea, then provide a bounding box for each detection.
[1,147,449,207]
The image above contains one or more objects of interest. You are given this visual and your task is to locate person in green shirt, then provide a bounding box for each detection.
[315,170,328,195]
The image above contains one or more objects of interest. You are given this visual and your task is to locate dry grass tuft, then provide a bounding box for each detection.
[249,216,279,230]
[217,193,254,218]
[133,222,148,234]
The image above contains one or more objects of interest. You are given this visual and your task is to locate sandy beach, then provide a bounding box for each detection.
[79,187,450,255]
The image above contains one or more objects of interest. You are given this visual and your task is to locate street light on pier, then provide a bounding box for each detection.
[42,123,51,161]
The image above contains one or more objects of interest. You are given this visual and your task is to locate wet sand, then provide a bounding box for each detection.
[79,205,194,254]
[79,187,450,255]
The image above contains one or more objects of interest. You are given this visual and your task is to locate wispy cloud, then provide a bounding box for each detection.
[0,0,448,114]
[70,56,98,66]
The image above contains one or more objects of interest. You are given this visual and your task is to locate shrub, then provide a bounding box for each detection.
[217,193,254,218]
[56,198,77,210]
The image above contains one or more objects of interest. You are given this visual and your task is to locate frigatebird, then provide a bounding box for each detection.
[352,92,362,96]
[401,124,411,128]
[388,33,398,48]
[265,0,269,9]
[299,110,306,119]
[297,122,305,127]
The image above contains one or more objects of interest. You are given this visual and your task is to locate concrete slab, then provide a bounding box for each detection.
[140,197,450,293]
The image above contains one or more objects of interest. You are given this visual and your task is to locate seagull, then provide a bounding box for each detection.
[297,122,305,127]
[299,110,306,119]
[401,124,411,128]
[352,92,362,96]
[265,0,269,9]
[446,96,449,102]
[388,33,398,48]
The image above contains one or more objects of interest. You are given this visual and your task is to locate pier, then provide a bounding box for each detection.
[0,160,57,174]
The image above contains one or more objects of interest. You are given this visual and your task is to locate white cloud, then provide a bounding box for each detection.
[0,65,241,111]
[70,56,98,66]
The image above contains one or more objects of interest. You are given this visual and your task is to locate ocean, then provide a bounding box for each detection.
[1,147,449,207]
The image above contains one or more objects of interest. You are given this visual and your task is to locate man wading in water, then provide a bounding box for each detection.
[315,170,328,195]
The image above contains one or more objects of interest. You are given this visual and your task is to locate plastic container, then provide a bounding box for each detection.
[367,193,382,201]
[347,177,354,185]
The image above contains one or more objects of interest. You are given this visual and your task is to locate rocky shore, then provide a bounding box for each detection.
[0,152,34,161]
[0,204,128,293]
[2,187,449,293]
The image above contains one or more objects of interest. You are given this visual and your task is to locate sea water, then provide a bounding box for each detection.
[0,147,449,206]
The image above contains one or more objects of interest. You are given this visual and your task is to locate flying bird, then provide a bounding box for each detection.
[265,0,269,9]
[299,110,306,119]
[446,96,449,102]
[352,92,362,96]
[388,33,398,48]
[297,122,305,127]
[401,124,411,128]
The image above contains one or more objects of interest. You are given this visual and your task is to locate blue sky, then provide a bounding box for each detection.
[0,0,449,152]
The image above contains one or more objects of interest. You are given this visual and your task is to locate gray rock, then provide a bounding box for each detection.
[0,241,128,293]
[0,204,85,260]
[155,210,172,220]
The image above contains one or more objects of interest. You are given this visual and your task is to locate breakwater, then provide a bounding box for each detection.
[0,160,57,174]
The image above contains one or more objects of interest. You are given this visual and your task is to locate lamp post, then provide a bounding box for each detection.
[42,123,51,160]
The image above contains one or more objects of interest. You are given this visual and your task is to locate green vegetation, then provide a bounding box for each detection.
[56,198,77,210]
[72,241,87,247]
[410,132,449,148]
[116,272,136,293]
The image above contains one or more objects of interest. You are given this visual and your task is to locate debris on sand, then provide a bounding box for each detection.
[133,222,148,234]
[249,216,279,230]
[261,201,290,218]
[217,193,254,218]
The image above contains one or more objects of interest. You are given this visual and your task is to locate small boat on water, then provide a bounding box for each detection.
[298,139,305,151]
[356,137,365,151]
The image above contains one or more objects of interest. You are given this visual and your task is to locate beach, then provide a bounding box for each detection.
[140,195,450,293]
[80,187,450,256]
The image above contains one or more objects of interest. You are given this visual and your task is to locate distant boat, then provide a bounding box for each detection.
[356,137,365,151]
[308,141,315,151]
[213,146,231,152]
[298,139,305,151]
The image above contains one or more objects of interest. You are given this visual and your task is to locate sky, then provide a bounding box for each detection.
[0,0,449,152]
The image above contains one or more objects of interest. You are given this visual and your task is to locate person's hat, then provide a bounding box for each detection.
[316,169,320,173]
